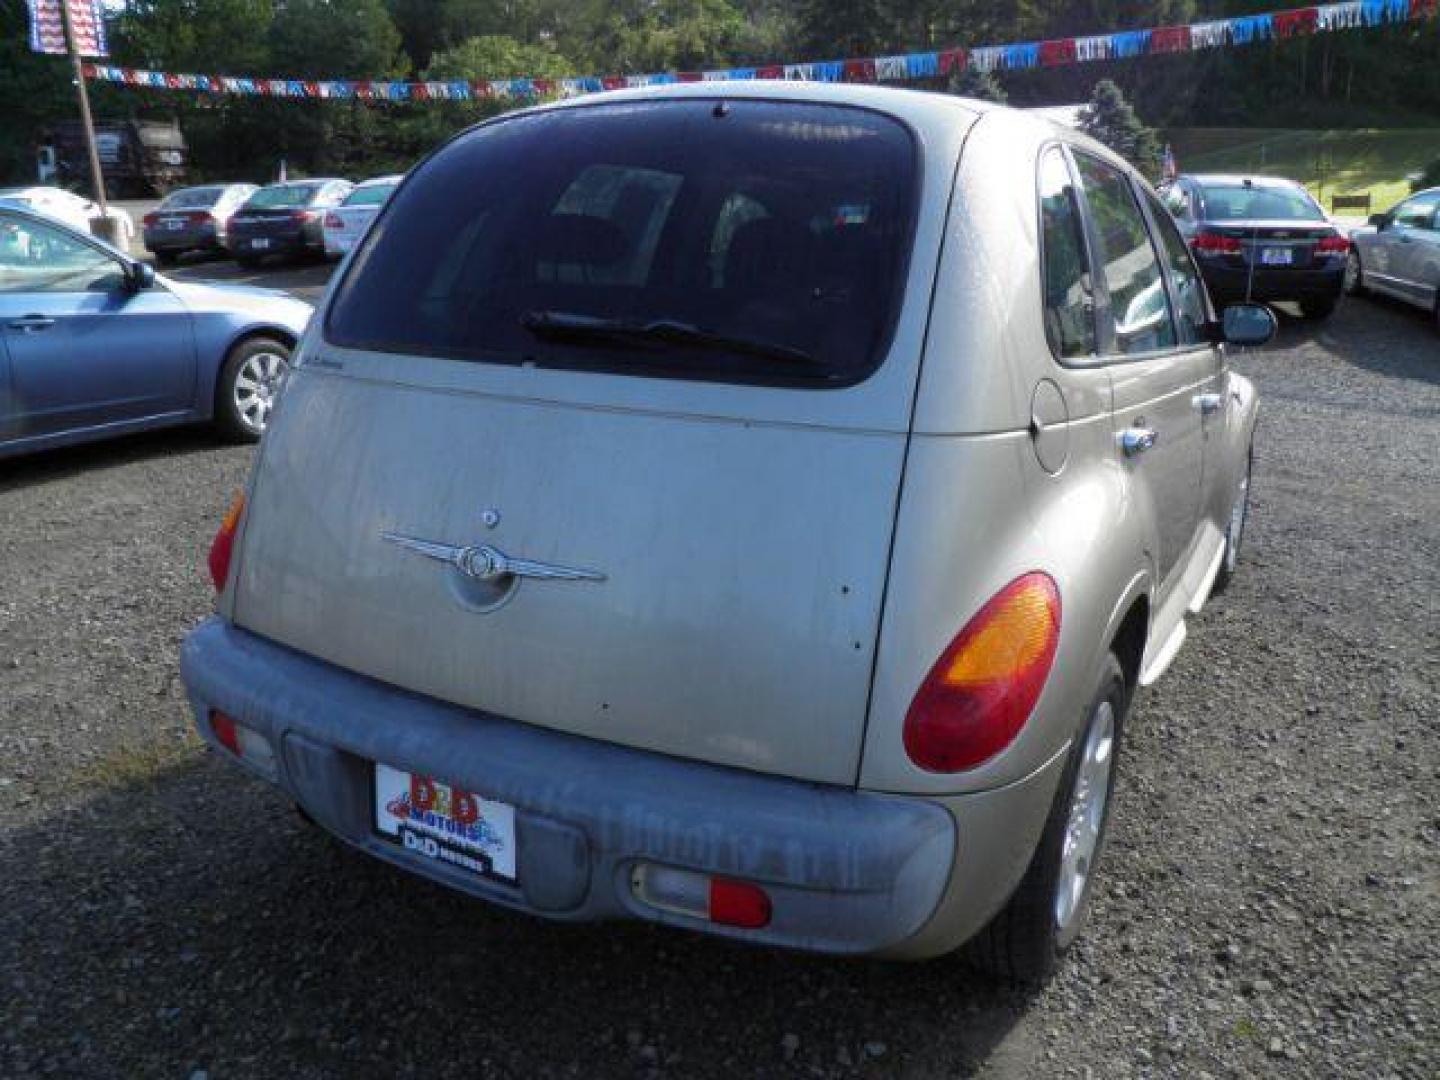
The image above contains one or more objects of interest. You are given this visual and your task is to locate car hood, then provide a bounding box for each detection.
[163,277,313,329]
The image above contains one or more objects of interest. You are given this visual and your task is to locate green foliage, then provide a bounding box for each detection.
[1413,158,1440,193]
[268,0,404,79]
[426,35,573,80]
[1081,78,1161,178]
[950,66,1007,104]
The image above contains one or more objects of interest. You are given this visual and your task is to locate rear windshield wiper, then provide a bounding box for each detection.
[520,310,816,367]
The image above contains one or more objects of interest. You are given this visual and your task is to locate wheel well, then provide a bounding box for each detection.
[1111,596,1149,693]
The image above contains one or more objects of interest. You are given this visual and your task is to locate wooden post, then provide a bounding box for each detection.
[59,0,116,242]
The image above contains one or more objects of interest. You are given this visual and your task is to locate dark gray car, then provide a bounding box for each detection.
[227,179,352,268]
[142,183,257,264]
[1345,187,1440,331]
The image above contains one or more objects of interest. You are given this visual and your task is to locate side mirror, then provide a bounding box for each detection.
[126,260,156,291]
[1220,303,1277,347]
[1368,212,1390,230]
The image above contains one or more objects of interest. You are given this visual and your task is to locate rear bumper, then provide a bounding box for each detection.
[144,225,220,252]
[180,618,975,956]
[1199,261,1345,303]
[230,231,319,258]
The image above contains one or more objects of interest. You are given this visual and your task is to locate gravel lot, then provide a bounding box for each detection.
[1,279,1436,1079]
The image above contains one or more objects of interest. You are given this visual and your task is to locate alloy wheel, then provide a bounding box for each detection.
[1055,700,1115,935]
[233,350,288,434]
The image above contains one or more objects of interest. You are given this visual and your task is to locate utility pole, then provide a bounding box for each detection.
[59,0,117,244]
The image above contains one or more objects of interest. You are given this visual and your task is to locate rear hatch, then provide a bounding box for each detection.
[230,96,945,786]
[229,207,309,242]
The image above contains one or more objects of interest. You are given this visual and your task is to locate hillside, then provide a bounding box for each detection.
[1163,128,1439,214]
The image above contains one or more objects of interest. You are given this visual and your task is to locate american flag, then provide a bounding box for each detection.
[27,0,109,58]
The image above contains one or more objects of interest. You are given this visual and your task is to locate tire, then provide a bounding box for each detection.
[1343,249,1367,297]
[1213,442,1253,594]
[154,250,179,267]
[966,654,1128,985]
[215,336,291,442]
[1300,296,1337,319]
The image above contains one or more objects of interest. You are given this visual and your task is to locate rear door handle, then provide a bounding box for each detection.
[7,315,55,331]
[1193,392,1224,415]
[1119,427,1159,456]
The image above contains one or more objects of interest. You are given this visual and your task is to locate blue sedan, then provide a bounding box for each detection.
[0,205,311,460]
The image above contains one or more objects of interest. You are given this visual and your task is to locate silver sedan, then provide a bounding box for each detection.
[1345,187,1440,330]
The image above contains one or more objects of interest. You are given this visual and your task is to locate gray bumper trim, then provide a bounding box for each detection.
[180,618,956,955]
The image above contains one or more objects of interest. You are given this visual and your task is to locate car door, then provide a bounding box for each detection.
[1071,151,1207,597]
[1388,192,1440,306]
[0,211,195,440]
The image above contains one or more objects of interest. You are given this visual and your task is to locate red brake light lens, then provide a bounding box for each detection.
[708,878,772,929]
[903,573,1061,773]
[1191,230,1242,254]
[142,212,157,226]
[207,491,245,592]
[1315,234,1349,254]
[211,711,241,755]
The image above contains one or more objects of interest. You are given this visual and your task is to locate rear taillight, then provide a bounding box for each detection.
[324,212,343,229]
[630,864,773,929]
[207,490,245,592]
[1191,230,1242,254]
[209,710,277,775]
[1315,234,1349,254]
[187,210,213,224]
[142,212,157,226]
[903,573,1061,773]
[290,209,316,223]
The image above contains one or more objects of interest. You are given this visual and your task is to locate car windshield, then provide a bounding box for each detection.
[1200,183,1324,221]
[326,100,918,386]
[161,186,226,209]
[343,183,397,207]
[245,184,321,209]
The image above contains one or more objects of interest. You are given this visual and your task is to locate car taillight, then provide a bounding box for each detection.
[290,209,316,223]
[209,710,277,775]
[324,212,343,229]
[630,864,773,929]
[903,572,1061,773]
[1191,230,1242,254]
[207,490,245,592]
[1315,234,1349,254]
[187,210,212,224]
[142,212,157,226]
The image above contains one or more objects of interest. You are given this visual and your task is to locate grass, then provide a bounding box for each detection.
[67,729,205,792]
[1161,127,1440,214]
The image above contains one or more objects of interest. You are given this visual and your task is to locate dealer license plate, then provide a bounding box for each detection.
[250,238,270,249]
[373,762,517,882]
[1260,247,1292,266]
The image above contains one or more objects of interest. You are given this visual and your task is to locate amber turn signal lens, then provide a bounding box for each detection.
[903,573,1061,773]
[207,490,246,592]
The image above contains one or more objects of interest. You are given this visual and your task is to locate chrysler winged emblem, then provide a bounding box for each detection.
[381,532,606,583]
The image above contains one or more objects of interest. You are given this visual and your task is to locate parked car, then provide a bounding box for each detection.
[227,179,352,267]
[0,205,311,459]
[142,183,258,264]
[322,174,403,258]
[0,186,134,248]
[1161,173,1349,317]
[1345,186,1440,330]
[180,85,1271,980]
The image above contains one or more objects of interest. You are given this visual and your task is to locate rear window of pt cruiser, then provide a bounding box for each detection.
[324,100,919,387]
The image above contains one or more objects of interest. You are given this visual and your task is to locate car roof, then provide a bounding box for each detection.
[1181,174,1307,189]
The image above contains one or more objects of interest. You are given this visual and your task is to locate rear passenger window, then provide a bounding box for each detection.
[1074,154,1177,356]
[1038,149,1096,359]
[1142,190,1210,345]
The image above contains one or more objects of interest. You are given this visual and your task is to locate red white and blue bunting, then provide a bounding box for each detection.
[76,1,1436,104]
[27,0,108,58]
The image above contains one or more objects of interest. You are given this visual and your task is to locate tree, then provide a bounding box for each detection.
[426,35,573,80]
[1080,79,1160,177]
[1412,157,1440,193]
[950,66,1006,104]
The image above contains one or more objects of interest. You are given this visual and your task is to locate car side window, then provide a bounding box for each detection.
[1073,153,1177,356]
[1037,148,1096,360]
[1394,193,1439,230]
[1140,189,1209,345]
[0,214,126,294]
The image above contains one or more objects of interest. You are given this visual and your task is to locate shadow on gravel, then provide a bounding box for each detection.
[1,754,1033,1079]
[1261,295,1440,387]
[0,426,231,495]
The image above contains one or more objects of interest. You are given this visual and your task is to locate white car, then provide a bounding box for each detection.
[322,175,402,258]
[0,186,134,249]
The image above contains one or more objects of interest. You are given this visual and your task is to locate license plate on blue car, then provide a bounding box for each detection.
[1260,247,1292,266]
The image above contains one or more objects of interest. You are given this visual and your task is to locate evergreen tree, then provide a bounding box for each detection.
[950,66,1007,104]
[1080,79,1161,177]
